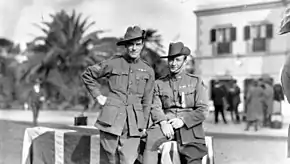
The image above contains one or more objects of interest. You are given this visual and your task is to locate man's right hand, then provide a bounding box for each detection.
[96,95,107,106]
[160,121,174,140]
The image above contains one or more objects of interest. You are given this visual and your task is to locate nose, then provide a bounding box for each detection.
[132,44,137,50]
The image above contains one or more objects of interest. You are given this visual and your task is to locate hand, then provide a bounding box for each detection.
[168,118,184,129]
[40,96,45,101]
[140,129,147,138]
[160,121,174,140]
[96,95,107,105]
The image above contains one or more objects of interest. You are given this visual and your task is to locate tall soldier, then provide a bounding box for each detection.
[81,26,155,164]
[143,42,209,164]
[28,79,45,126]
[279,7,290,102]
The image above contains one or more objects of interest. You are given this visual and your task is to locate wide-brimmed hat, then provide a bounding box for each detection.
[160,42,191,58]
[116,26,145,46]
[279,8,290,35]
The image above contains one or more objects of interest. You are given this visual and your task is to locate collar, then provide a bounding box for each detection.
[123,54,140,64]
[170,70,185,81]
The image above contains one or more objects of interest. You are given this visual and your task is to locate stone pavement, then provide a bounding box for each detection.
[0,109,289,139]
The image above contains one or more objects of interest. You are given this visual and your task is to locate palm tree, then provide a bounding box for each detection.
[141,29,168,78]
[17,10,103,108]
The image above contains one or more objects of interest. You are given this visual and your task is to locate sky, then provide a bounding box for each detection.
[0,0,274,54]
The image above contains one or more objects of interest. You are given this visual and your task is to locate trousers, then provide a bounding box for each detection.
[143,125,207,164]
[99,120,141,164]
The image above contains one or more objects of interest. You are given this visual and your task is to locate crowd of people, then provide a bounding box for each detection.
[212,78,284,131]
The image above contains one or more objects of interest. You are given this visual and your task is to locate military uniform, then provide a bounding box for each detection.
[143,71,209,164]
[281,56,290,103]
[81,55,155,164]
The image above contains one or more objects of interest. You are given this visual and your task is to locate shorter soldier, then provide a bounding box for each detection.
[28,79,45,126]
[143,42,209,164]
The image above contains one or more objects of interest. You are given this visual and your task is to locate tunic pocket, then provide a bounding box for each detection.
[136,73,149,94]
[97,104,119,126]
[109,69,128,91]
[179,86,196,107]
[192,125,205,139]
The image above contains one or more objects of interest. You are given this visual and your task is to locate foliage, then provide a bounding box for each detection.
[16,10,103,106]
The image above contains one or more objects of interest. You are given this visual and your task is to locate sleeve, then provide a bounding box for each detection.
[181,78,209,129]
[281,64,290,103]
[81,62,110,99]
[150,82,167,124]
[141,69,155,129]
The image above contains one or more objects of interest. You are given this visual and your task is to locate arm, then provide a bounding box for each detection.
[281,65,290,103]
[81,62,110,99]
[181,78,209,129]
[141,69,155,128]
[150,82,167,124]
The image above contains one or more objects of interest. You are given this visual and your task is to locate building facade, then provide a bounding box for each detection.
[194,0,290,104]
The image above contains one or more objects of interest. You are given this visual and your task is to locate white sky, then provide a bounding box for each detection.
[0,0,275,54]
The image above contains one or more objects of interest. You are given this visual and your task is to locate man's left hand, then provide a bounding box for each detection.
[168,118,184,129]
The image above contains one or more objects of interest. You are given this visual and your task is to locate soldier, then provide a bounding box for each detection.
[28,79,45,126]
[81,26,155,164]
[143,42,209,164]
[279,8,290,103]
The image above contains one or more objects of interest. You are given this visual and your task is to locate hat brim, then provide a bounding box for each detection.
[160,53,189,58]
[116,36,144,46]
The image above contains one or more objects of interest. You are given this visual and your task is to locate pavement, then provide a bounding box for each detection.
[0,109,289,140]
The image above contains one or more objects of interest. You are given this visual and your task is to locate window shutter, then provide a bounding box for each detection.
[230,27,236,41]
[210,29,216,43]
[244,26,250,40]
[266,24,273,39]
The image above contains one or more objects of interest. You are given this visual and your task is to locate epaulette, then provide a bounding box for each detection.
[140,58,153,68]
[186,73,199,79]
[157,74,170,80]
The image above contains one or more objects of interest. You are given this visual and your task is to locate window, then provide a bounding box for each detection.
[244,23,273,52]
[210,27,236,55]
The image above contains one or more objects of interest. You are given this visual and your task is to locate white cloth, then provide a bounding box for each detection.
[158,136,214,164]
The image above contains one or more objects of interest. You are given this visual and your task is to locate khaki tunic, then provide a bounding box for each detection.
[81,55,155,136]
[150,71,209,145]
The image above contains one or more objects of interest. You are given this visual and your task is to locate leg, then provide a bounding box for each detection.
[143,125,168,164]
[234,104,240,123]
[254,120,258,131]
[179,142,208,164]
[220,105,227,124]
[118,136,140,164]
[31,104,39,126]
[99,131,119,164]
[244,121,250,131]
[214,105,219,124]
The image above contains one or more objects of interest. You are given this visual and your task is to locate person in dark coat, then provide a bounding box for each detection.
[229,80,241,123]
[143,42,209,164]
[81,26,155,164]
[212,81,228,124]
[244,79,266,131]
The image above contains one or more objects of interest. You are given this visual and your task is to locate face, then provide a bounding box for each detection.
[34,84,40,93]
[125,39,144,59]
[168,55,186,73]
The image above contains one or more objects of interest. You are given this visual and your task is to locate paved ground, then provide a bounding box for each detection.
[1,109,290,164]
[0,109,288,138]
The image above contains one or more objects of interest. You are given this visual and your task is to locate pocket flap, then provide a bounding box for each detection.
[193,125,205,138]
[112,69,128,75]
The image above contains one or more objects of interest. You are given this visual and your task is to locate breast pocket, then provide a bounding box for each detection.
[160,91,172,109]
[109,69,128,90]
[179,87,196,107]
[136,73,149,94]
